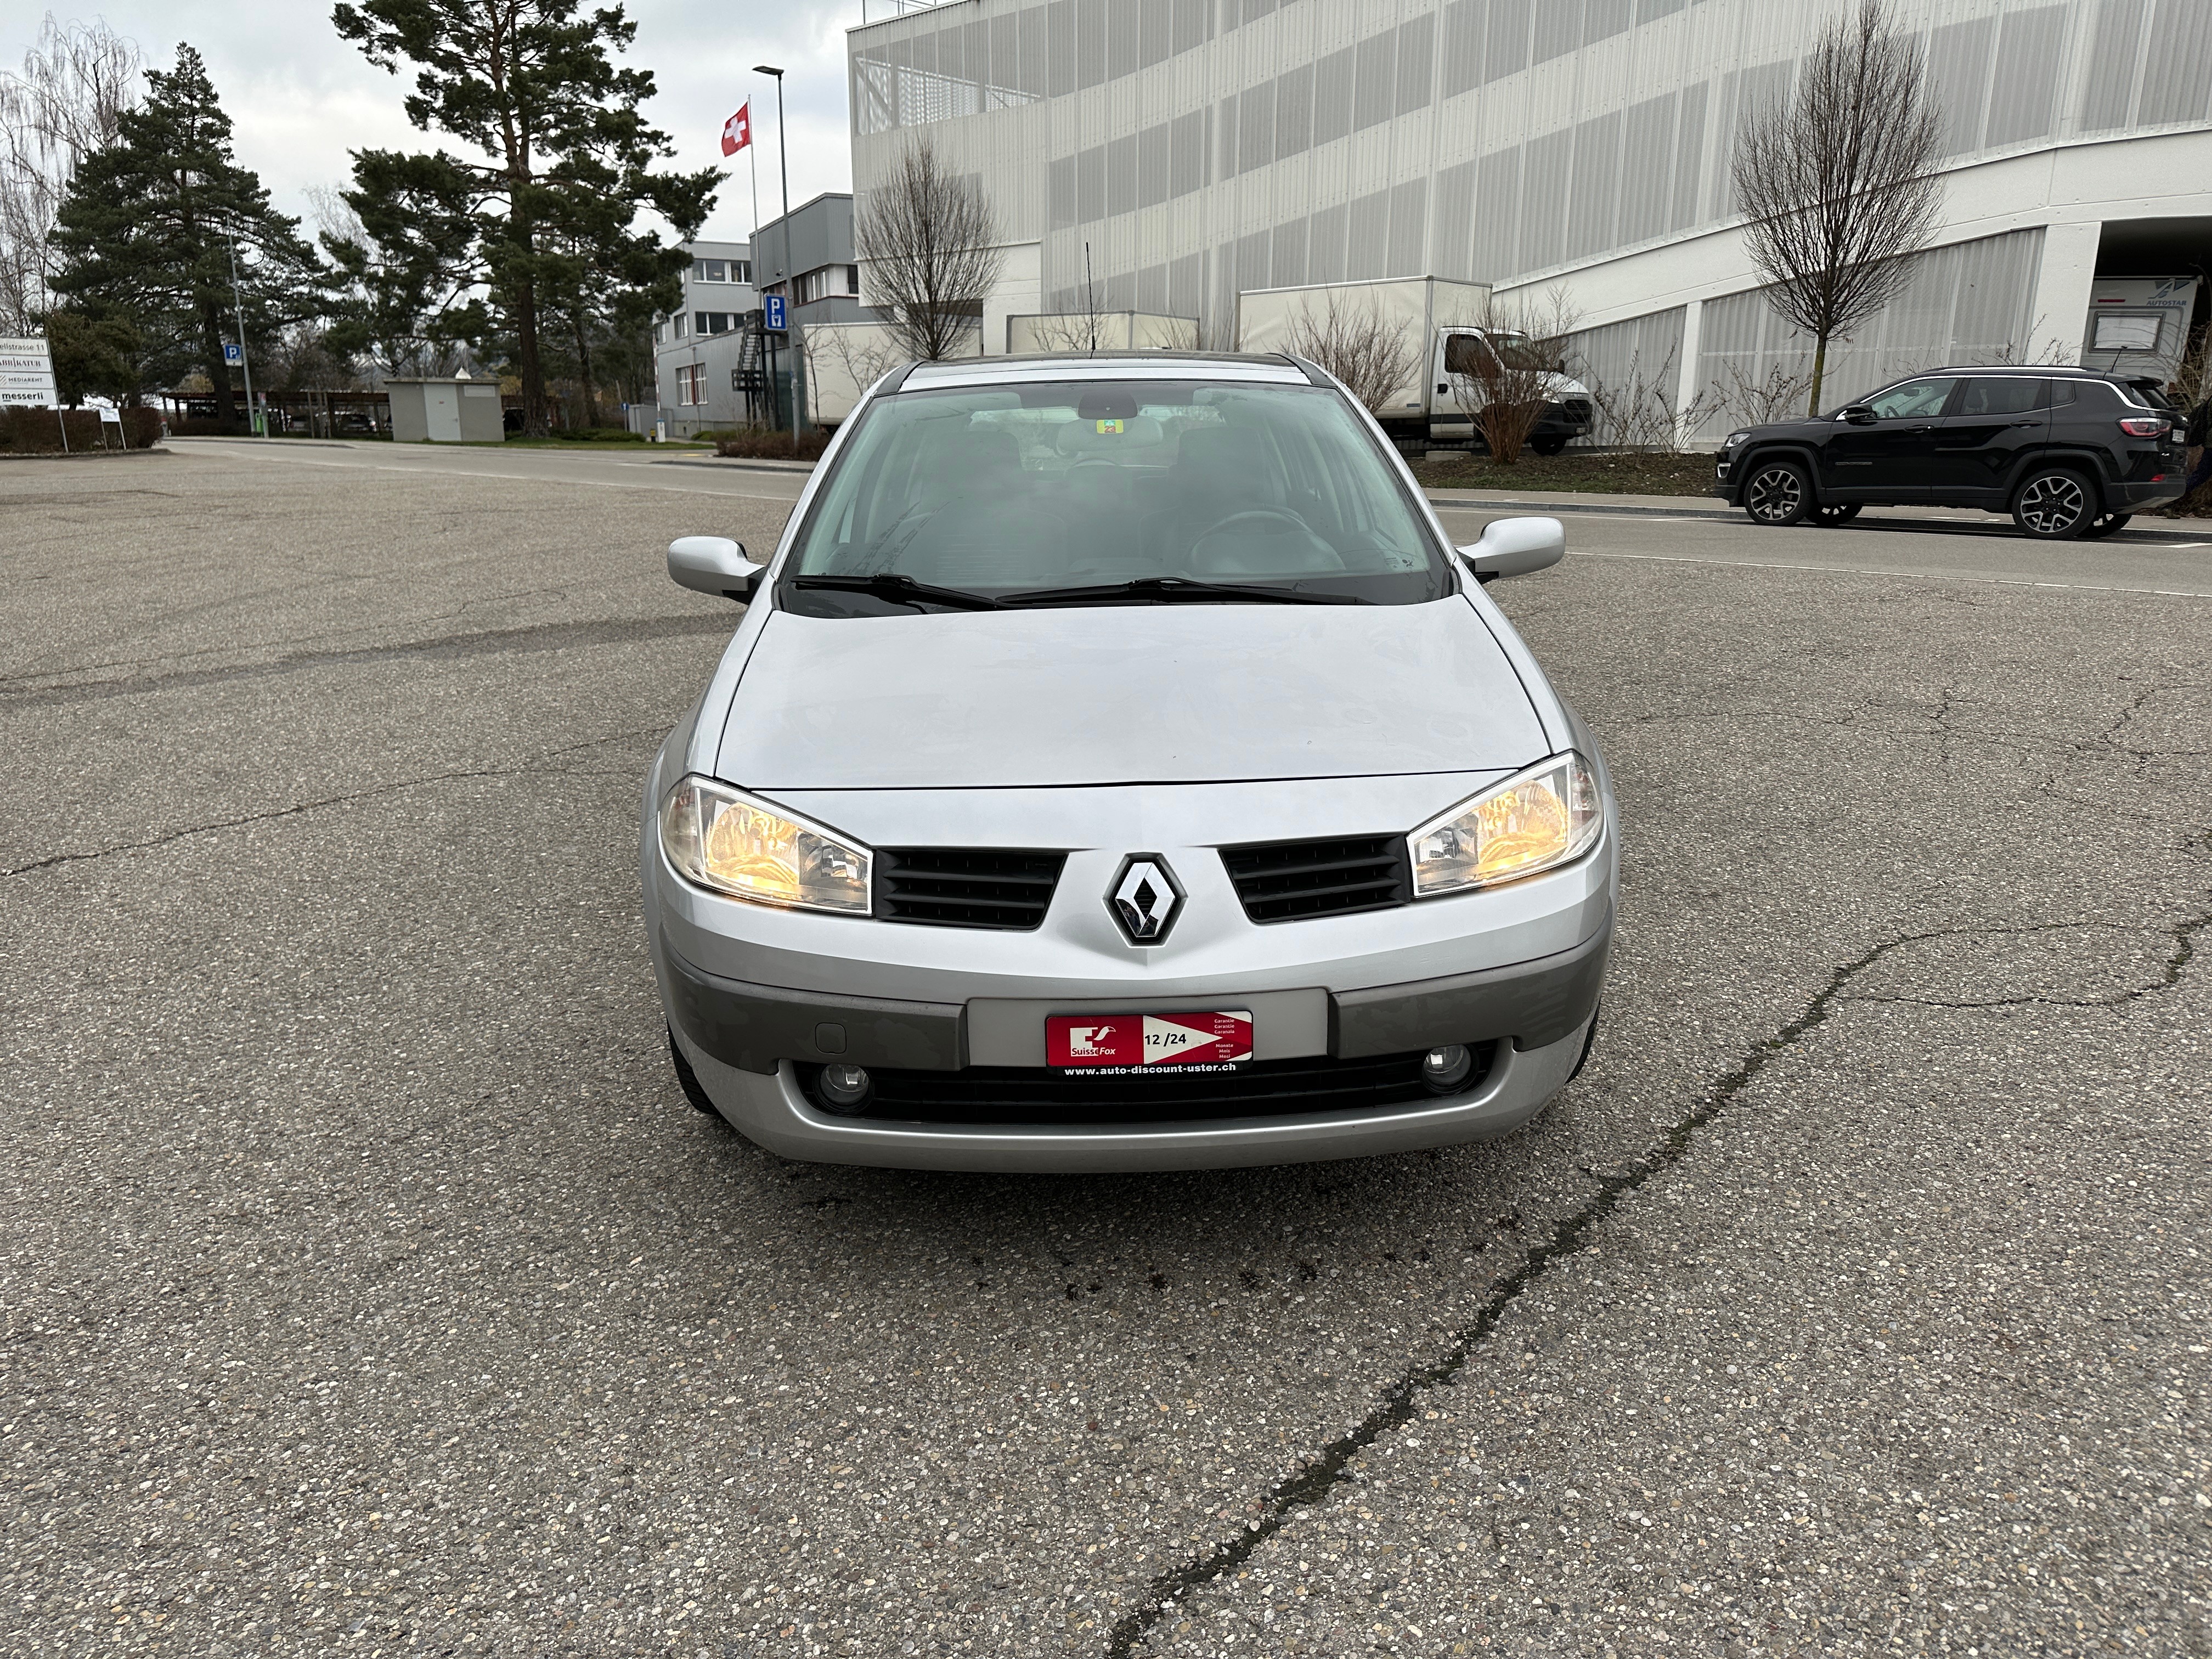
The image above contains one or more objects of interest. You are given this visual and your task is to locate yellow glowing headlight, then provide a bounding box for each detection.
[1408,753,1601,898]
[659,776,871,915]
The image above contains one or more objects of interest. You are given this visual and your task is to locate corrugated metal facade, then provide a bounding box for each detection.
[850,0,2205,396]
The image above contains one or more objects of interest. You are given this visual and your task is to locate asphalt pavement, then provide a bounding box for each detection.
[3,441,2207,1657]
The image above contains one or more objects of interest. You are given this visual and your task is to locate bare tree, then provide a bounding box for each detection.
[1583,346,1719,452]
[854,135,1003,362]
[1447,288,1581,465]
[0,15,142,333]
[1709,359,1817,429]
[1732,0,1943,415]
[1282,290,1418,416]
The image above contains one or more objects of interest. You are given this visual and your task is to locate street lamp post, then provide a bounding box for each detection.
[753,64,801,448]
[228,241,258,436]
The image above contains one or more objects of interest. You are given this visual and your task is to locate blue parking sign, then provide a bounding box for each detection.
[223,342,243,364]
[762,294,787,332]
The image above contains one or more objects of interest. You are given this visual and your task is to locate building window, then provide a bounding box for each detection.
[735,259,752,283]
[703,258,727,283]
[676,363,707,405]
[846,265,860,295]
[673,313,688,338]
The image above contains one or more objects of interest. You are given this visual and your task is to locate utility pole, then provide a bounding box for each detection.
[753,64,802,447]
[228,241,258,436]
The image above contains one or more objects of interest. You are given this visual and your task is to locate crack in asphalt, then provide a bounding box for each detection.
[0,611,736,710]
[1,730,661,878]
[1102,885,2212,1657]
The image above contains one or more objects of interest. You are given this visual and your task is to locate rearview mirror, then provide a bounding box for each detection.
[1838,405,1877,426]
[1459,515,1565,583]
[668,535,764,600]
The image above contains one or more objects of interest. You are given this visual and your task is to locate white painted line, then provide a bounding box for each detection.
[173,443,799,501]
[1573,548,2212,598]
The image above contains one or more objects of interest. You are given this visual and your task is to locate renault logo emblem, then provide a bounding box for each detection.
[1109,855,1184,945]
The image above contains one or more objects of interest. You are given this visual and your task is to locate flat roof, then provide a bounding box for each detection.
[901,351,1311,391]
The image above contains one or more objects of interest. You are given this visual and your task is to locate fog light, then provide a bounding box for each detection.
[817,1064,873,1113]
[1421,1043,1475,1094]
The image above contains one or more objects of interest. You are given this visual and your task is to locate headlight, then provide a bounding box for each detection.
[659,775,871,914]
[1408,752,1601,898]
[1723,430,1751,449]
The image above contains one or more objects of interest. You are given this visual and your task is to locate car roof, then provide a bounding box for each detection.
[898,351,1318,392]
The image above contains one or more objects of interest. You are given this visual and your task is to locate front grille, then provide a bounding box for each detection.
[802,1046,1495,1124]
[874,847,1066,930]
[1561,398,1593,425]
[1220,834,1409,924]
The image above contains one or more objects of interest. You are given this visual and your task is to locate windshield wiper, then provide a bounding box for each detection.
[791,573,1006,612]
[1000,577,1364,607]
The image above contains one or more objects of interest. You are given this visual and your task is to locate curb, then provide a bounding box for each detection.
[652,456,817,476]
[0,445,171,461]
[1427,494,2212,545]
[1427,494,1726,520]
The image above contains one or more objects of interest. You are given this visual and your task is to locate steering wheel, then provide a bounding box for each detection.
[1192,507,1313,541]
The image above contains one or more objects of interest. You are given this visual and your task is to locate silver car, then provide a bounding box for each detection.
[642,352,1616,1172]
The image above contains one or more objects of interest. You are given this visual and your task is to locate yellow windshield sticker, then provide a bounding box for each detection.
[1094,418,1124,435]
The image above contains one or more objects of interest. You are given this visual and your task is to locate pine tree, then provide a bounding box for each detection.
[334,0,719,436]
[47,46,322,429]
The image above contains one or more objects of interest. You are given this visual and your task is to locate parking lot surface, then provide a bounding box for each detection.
[3,442,2207,1657]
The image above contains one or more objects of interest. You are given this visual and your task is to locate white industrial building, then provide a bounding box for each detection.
[846,0,2211,433]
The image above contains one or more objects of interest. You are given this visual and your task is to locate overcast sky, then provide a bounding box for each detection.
[2,2,867,248]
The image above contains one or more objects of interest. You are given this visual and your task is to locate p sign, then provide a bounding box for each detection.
[761,294,787,332]
[223,342,243,364]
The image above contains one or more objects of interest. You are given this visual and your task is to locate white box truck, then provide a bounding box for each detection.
[1235,277,1594,452]
[2080,275,2203,388]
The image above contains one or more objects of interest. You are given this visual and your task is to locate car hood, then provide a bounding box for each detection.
[716,599,1548,789]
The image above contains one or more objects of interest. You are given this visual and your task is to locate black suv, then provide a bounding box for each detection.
[1713,366,2187,538]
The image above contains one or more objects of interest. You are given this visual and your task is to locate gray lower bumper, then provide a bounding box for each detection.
[659,915,1610,1077]
[670,1014,1594,1173]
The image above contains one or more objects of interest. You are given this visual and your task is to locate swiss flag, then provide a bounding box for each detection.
[721,103,751,156]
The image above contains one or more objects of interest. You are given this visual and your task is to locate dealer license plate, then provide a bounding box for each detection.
[1045,1011,1253,1073]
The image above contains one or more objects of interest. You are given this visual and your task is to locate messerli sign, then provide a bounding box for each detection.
[0,337,59,408]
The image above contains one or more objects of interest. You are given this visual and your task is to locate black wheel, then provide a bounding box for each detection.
[2011,469,2095,539]
[1814,502,1861,525]
[1742,459,1813,526]
[668,1026,721,1115]
[1530,435,1568,456]
[1567,1004,1601,1083]
[2081,511,2131,539]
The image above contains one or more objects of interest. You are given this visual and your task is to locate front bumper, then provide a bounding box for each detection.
[658,916,1610,1076]
[669,1008,1596,1172]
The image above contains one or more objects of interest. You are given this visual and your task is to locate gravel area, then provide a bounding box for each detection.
[2,447,2206,1657]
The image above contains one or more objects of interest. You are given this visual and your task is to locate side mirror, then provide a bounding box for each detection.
[668,535,764,600]
[1459,515,1565,583]
[1838,405,1878,426]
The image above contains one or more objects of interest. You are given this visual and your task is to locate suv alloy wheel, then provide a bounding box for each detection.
[1743,459,1813,526]
[2012,468,2094,539]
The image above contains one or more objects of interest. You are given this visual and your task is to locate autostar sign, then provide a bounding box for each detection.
[0,337,59,408]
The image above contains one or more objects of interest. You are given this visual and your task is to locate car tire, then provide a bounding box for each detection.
[668,1026,722,1115]
[2011,468,2096,539]
[1742,459,1814,526]
[1814,502,1861,525]
[1530,435,1568,456]
[2081,511,2131,539]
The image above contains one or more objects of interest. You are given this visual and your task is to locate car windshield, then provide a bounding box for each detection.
[779,379,1449,614]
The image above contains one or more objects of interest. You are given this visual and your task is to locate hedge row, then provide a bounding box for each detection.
[1,406,163,453]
